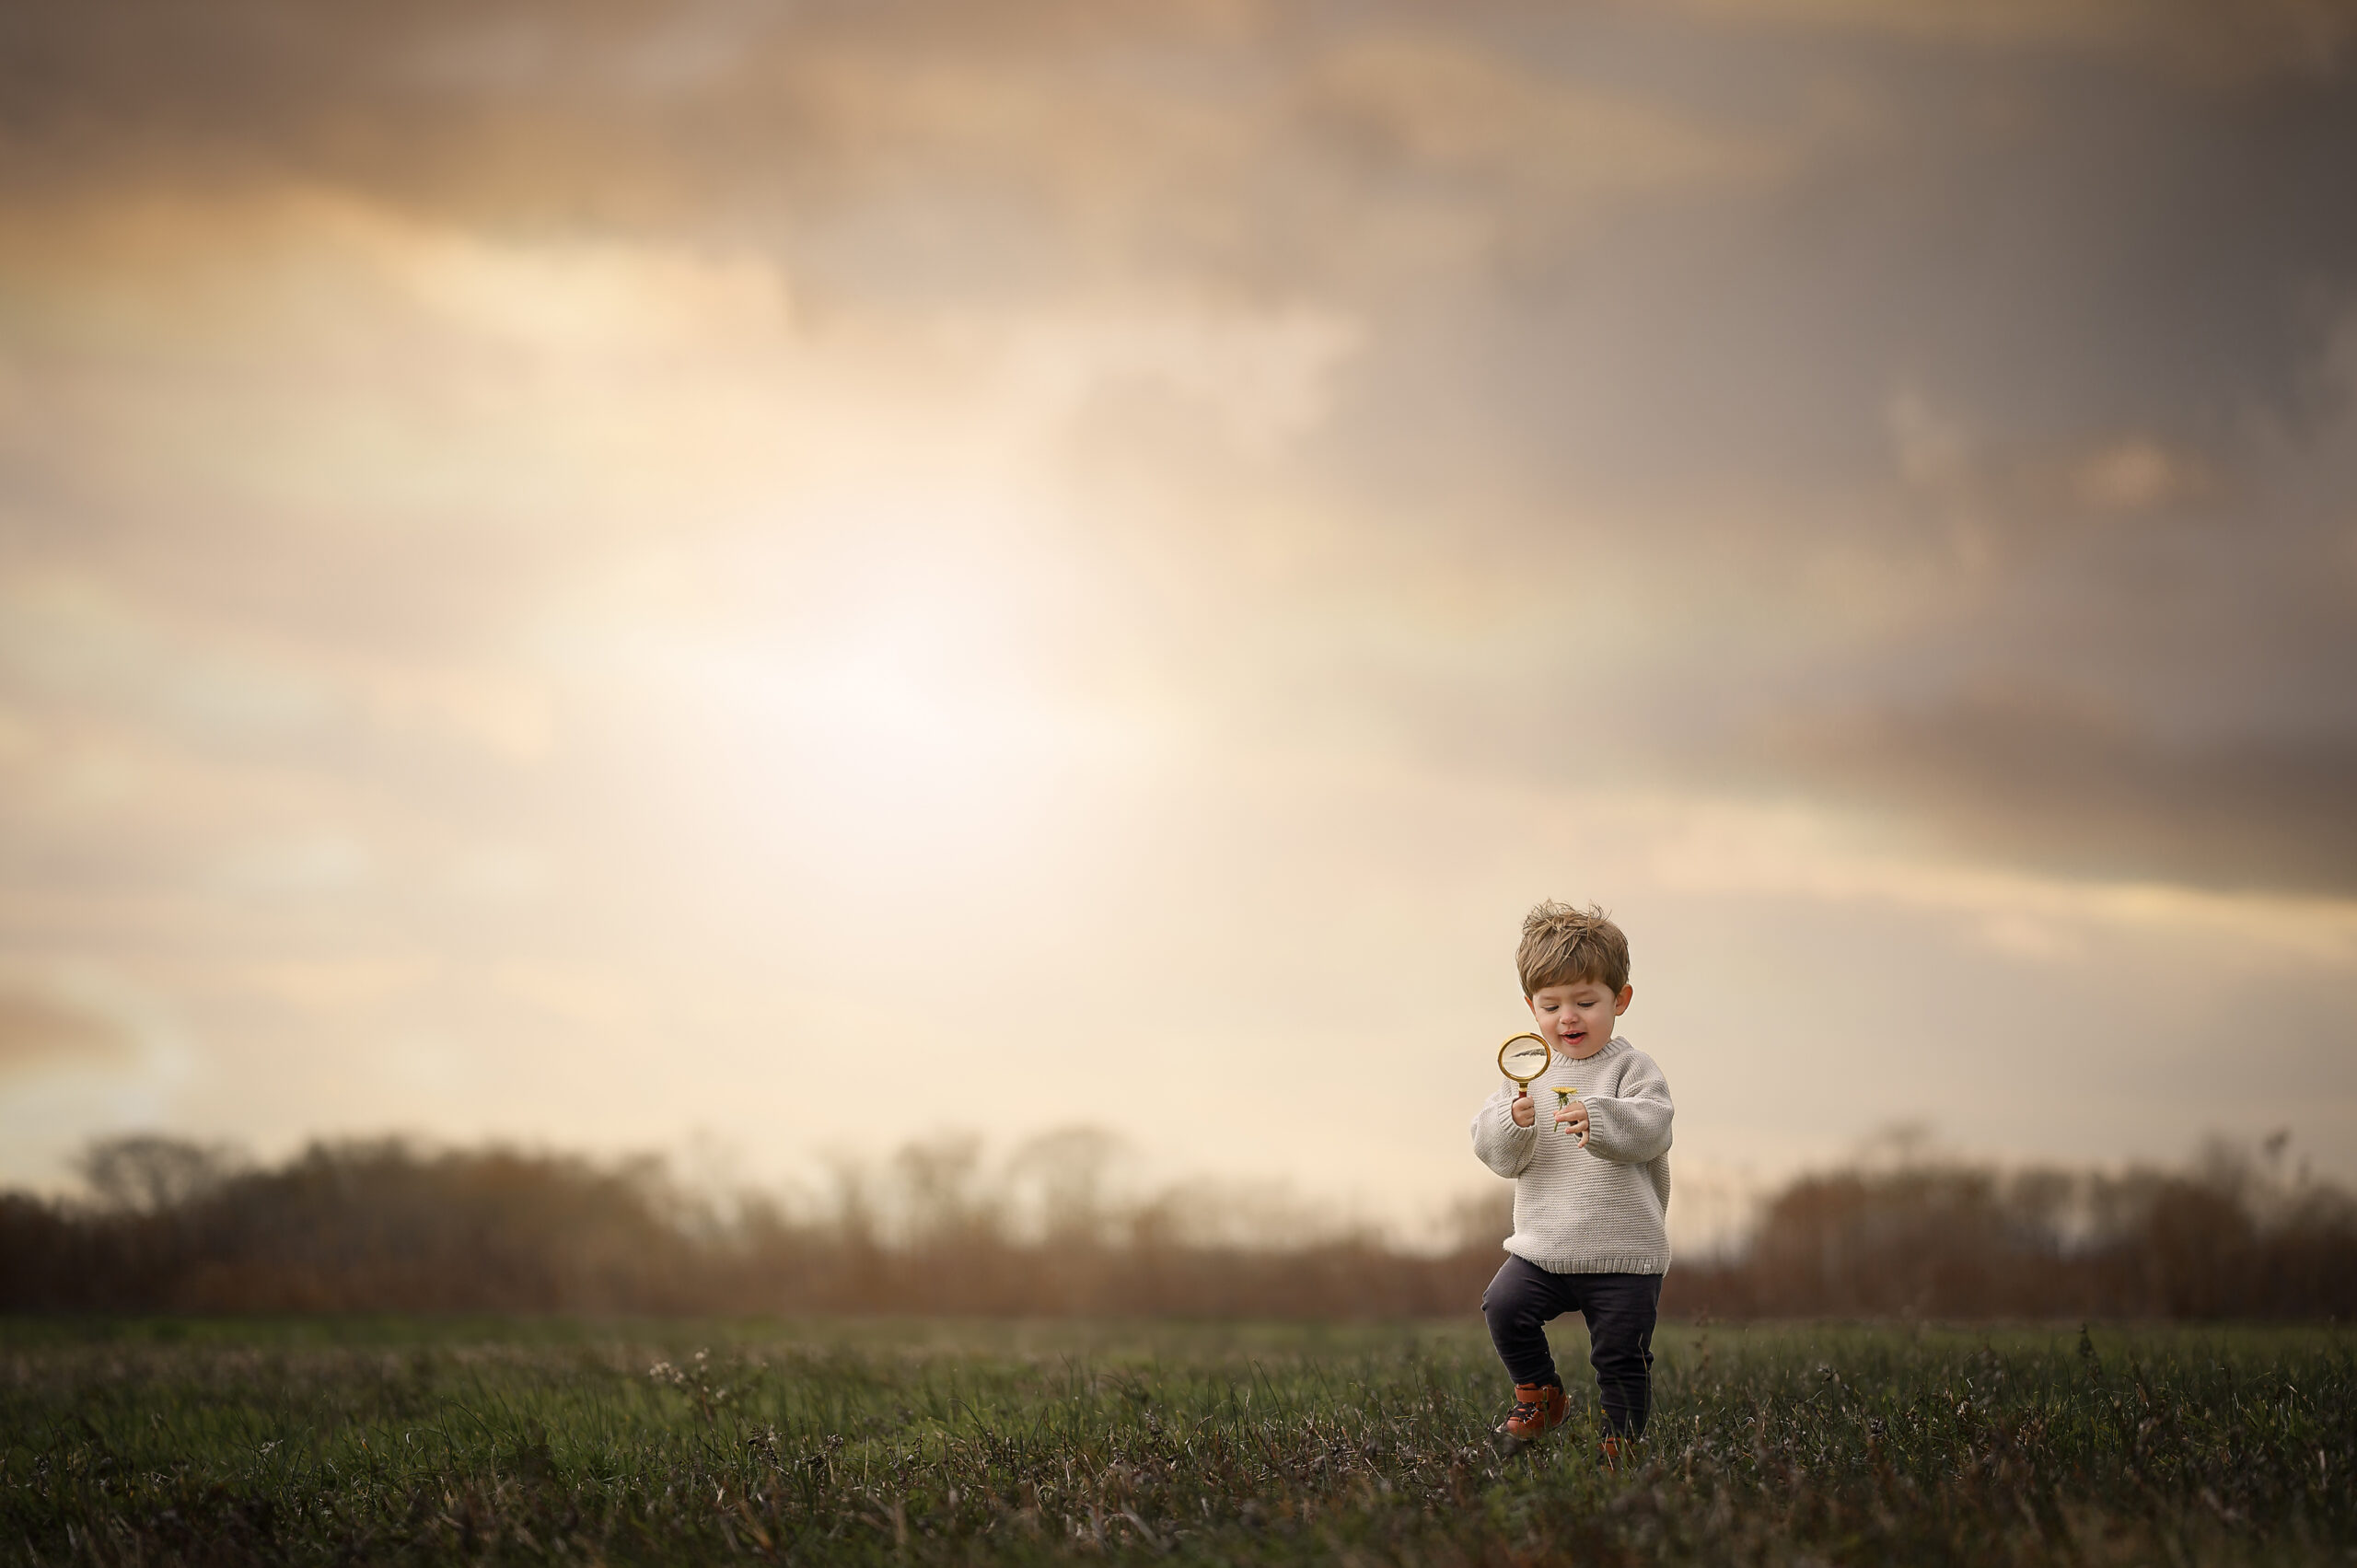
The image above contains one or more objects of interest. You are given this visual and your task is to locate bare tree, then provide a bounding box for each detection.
[75,1134,242,1214]
[1008,1125,1125,1246]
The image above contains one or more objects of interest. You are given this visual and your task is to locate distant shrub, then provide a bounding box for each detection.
[1665,1148,2357,1319]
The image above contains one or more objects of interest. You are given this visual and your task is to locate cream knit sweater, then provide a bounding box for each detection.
[1469,1035,1674,1274]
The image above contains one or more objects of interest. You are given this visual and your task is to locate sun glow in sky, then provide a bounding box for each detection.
[4,0,2355,1244]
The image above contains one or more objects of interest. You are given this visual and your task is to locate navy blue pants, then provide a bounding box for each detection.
[1480,1255,1662,1437]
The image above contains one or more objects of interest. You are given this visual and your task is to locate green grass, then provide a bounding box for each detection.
[4,1318,2351,1564]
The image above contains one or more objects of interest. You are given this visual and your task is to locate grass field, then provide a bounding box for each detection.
[4,1317,2351,1565]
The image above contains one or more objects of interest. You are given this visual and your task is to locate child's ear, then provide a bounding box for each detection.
[1613,984,1634,1016]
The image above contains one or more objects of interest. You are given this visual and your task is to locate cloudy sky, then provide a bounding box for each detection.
[3,0,2353,1240]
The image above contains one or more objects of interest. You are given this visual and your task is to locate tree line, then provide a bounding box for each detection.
[3,1131,2350,1318]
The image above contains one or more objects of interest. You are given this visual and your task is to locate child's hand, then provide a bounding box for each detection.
[1554,1101,1590,1144]
[1511,1091,1535,1128]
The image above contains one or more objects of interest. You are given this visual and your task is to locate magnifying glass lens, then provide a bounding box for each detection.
[1499,1034,1550,1081]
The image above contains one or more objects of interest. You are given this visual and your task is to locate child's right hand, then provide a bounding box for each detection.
[1510,1091,1535,1128]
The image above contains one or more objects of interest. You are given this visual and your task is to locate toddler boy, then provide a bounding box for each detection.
[1470,900,1674,1458]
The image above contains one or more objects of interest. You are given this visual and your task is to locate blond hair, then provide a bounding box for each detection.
[1515,900,1630,997]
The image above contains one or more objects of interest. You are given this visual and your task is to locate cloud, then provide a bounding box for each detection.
[1674,0,2357,81]
[0,1,1793,304]
[1754,687,2357,897]
[0,576,332,747]
[2072,436,2209,513]
[1301,34,1779,196]
[1007,303,1364,454]
[1887,389,1974,492]
[0,980,134,1076]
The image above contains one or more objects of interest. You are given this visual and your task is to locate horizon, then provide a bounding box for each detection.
[15,1112,2342,1266]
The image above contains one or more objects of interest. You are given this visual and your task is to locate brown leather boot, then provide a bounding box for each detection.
[1501,1381,1569,1441]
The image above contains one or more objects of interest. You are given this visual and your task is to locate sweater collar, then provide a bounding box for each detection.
[1558,1035,1630,1067]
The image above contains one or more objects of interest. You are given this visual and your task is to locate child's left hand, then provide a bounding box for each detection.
[1554,1101,1590,1144]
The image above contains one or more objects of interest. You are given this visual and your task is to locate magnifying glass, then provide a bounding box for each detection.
[1497,1031,1550,1091]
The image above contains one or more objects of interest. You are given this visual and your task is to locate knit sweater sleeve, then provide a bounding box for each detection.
[1470,1086,1538,1178]
[1582,1051,1674,1164]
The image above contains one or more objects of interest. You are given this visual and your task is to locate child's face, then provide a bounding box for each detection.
[1526,977,1633,1061]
